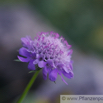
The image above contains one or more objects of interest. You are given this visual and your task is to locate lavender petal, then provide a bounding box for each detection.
[17,56,30,62]
[38,61,46,68]
[58,72,68,85]
[62,70,74,79]
[49,69,58,81]
[28,60,35,70]
[42,68,48,80]
[19,47,30,57]
[63,66,70,73]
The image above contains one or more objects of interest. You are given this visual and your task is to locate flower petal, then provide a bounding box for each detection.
[49,69,58,81]
[44,66,50,74]
[69,61,73,70]
[42,68,47,80]
[68,49,73,55]
[21,36,31,47]
[28,60,35,70]
[46,60,53,66]
[38,61,46,68]
[17,56,30,62]
[30,51,36,58]
[63,66,70,73]
[33,59,39,64]
[45,60,54,69]
[58,72,68,85]
[19,47,30,57]
[42,66,52,80]
[62,70,74,79]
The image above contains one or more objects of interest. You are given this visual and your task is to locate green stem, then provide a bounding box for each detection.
[17,70,41,103]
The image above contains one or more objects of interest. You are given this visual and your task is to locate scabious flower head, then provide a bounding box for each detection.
[18,32,73,85]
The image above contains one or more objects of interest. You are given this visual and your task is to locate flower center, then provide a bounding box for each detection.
[39,57,43,61]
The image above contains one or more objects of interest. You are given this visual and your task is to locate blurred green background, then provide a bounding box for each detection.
[30,0,103,55]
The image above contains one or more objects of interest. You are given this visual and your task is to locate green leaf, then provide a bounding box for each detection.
[14,59,21,62]
[29,71,35,73]
[29,68,42,73]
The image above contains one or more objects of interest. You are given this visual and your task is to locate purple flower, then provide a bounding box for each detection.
[18,32,73,84]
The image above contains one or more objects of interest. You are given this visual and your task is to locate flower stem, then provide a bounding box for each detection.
[17,70,41,103]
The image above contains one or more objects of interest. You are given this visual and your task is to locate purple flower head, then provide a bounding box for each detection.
[18,32,73,85]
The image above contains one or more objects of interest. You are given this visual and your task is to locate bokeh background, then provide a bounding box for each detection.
[0,0,103,103]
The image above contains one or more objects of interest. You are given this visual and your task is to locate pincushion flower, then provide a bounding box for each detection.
[18,32,73,85]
